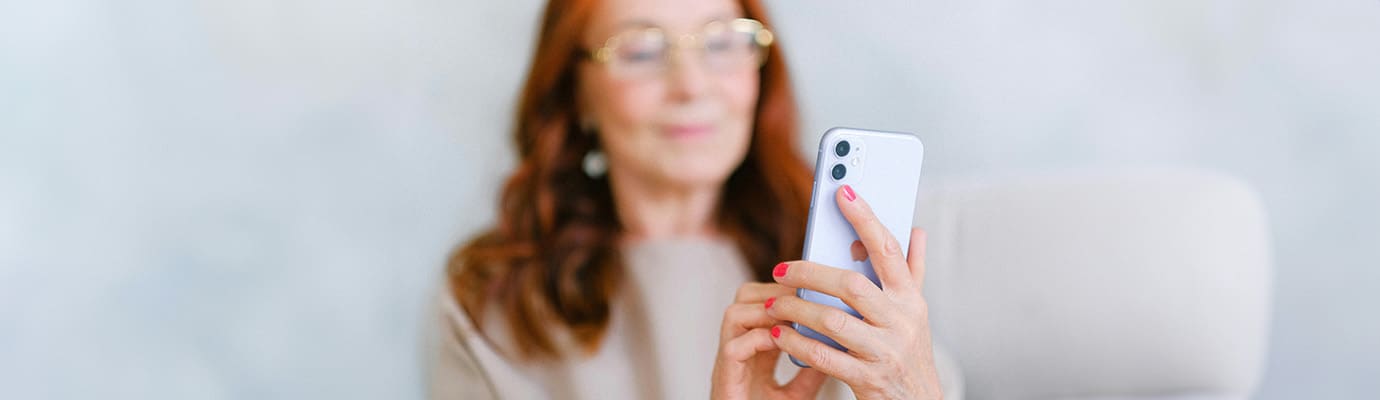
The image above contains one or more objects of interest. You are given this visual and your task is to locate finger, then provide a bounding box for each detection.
[836,185,913,290]
[908,227,928,294]
[721,302,781,339]
[715,327,778,388]
[766,295,884,357]
[734,282,795,304]
[771,325,866,385]
[722,327,778,362]
[772,261,894,326]
[782,367,828,398]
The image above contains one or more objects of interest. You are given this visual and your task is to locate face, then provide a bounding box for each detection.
[578,0,761,191]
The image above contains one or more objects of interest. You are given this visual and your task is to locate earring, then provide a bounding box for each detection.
[578,117,606,178]
[582,149,607,178]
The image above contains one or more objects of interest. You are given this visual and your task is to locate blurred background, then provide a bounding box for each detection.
[2,0,1377,398]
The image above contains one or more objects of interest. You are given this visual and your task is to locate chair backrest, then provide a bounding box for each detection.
[915,169,1272,399]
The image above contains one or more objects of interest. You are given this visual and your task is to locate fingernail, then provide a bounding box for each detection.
[773,262,789,278]
[842,185,856,202]
[771,326,782,338]
[764,297,775,309]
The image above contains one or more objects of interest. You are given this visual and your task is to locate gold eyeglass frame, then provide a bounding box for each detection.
[584,18,775,70]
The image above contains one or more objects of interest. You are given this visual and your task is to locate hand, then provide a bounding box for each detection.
[765,185,944,400]
[711,282,829,400]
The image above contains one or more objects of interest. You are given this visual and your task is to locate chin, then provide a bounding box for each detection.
[659,166,733,189]
[657,155,744,189]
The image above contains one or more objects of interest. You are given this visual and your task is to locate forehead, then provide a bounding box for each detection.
[585,0,745,41]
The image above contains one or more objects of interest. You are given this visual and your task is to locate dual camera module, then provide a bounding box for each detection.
[830,140,853,181]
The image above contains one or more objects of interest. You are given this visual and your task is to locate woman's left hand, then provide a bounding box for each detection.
[764,185,944,400]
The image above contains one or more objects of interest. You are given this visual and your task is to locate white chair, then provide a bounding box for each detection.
[915,169,1272,400]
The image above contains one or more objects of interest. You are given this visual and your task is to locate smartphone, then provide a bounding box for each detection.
[791,127,925,368]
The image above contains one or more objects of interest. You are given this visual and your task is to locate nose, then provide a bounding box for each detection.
[666,39,709,102]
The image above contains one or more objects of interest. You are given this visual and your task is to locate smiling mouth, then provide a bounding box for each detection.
[664,123,714,139]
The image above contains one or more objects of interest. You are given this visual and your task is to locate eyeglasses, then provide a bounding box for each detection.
[584,18,774,80]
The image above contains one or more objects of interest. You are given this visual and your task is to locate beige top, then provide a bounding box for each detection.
[425,238,963,400]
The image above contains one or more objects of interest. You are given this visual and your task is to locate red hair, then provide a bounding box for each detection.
[447,0,812,360]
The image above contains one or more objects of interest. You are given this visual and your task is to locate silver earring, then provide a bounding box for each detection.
[578,117,606,178]
[582,149,607,178]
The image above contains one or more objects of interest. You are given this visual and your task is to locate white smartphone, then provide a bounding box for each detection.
[791,127,925,368]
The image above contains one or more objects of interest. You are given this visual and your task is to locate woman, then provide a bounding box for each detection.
[427,0,959,398]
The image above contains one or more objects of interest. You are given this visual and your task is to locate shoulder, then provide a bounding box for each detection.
[431,285,477,338]
[424,284,499,400]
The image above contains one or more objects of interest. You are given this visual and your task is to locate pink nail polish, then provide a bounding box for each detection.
[771,326,782,338]
[765,297,775,309]
[773,262,789,278]
[842,185,856,202]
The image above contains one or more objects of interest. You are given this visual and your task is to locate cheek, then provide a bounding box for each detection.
[589,78,663,131]
[720,70,761,123]
[715,71,761,150]
[711,71,760,177]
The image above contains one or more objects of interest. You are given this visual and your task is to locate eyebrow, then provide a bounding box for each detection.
[611,19,658,31]
[610,12,740,32]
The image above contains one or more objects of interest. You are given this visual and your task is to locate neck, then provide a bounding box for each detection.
[607,168,724,243]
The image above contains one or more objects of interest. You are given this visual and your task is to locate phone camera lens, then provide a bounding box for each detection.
[834,141,851,157]
[831,164,847,180]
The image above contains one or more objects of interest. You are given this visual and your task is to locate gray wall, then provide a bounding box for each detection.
[1,0,1376,398]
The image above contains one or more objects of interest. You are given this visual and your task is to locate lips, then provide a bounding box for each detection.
[664,123,714,139]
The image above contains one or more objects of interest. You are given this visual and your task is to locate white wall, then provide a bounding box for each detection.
[1,0,1376,398]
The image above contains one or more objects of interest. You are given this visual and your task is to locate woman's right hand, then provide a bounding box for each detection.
[711,282,828,400]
